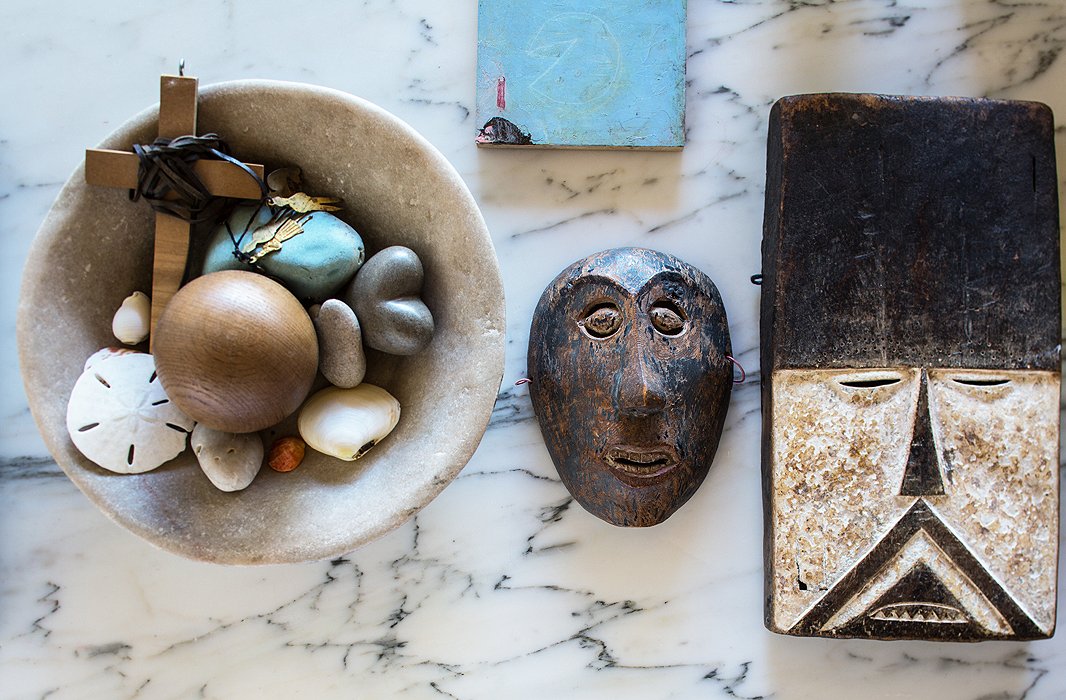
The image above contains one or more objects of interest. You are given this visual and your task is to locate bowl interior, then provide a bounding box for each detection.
[17,80,505,564]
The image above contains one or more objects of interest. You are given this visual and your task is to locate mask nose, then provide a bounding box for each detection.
[899,369,945,496]
[613,330,666,417]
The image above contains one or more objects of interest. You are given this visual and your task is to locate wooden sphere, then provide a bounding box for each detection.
[153,271,319,433]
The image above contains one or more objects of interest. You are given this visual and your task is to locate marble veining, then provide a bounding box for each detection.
[1,0,1064,698]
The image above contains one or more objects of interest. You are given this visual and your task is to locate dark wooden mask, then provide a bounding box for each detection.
[528,248,732,527]
[761,94,1060,641]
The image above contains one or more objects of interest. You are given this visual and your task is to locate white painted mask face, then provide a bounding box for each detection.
[768,367,1059,639]
[759,93,1061,642]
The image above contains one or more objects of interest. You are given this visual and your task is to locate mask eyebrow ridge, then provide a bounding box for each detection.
[637,270,712,307]
[561,274,637,298]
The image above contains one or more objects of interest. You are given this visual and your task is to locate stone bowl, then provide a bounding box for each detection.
[17,80,505,564]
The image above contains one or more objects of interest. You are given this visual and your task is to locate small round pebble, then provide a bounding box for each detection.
[269,436,306,473]
[314,299,366,388]
[191,424,264,492]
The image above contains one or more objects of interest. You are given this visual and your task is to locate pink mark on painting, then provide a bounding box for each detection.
[496,76,506,111]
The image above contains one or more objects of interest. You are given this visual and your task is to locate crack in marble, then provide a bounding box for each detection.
[488,386,534,428]
[401,98,471,122]
[704,661,766,699]
[0,456,63,479]
[77,642,133,659]
[647,189,747,235]
[26,582,60,640]
[511,208,620,239]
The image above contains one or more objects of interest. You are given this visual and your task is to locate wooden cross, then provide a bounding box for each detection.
[85,74,265,351]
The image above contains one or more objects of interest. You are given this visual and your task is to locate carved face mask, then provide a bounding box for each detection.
[528,248,732,527]
[762,94,1060,641]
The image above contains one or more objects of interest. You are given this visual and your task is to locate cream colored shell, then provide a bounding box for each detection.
[111,291,150,345]
[66,353,195,474]
[297,384,400,461]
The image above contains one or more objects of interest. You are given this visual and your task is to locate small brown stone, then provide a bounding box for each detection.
[268,436,306,473]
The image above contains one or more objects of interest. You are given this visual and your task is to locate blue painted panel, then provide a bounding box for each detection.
[476,0,687,149]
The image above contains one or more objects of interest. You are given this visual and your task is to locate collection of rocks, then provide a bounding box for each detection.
[64,166,434,492]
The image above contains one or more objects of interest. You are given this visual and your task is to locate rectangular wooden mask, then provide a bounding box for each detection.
[760,94,1060,641]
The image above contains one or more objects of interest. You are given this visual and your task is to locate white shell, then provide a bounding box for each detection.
[297,384,400,461]
[66,353,195,474]
[112,291,150,345]
[84,346,143,372]
[191,424,264,492]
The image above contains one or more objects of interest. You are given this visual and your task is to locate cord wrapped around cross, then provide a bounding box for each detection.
[84,72,266,351]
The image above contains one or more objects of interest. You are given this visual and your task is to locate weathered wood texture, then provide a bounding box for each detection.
[760,94,1061,641]
[763,94,1059,371]
[528,248,732,527]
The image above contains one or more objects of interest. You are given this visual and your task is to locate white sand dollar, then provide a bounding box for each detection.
[66,353,195,474]
[83,346,143,372]
[298,384,400,461]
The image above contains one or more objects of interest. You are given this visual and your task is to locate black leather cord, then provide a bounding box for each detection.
[130,133,267,224]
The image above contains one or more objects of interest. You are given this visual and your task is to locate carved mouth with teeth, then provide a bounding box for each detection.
[603,445,679,483]
[869,602,968,624]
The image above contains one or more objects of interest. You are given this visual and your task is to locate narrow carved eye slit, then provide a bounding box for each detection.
[650,301,687,336]
[579,303,622,338]
[838,376,902,388]
[953,377,1010,387]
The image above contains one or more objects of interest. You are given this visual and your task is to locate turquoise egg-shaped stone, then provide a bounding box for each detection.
[201,205,366,304]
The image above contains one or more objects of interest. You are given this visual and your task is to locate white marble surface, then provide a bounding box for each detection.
[2,0,1064,697]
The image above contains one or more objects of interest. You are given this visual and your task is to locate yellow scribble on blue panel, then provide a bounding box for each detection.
[476,0,687,149]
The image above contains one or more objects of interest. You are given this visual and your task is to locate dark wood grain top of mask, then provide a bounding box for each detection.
[761,94,1060,374]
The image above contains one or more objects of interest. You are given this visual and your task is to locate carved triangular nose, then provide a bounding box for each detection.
[899,369,945,496]
[614,333,666,416]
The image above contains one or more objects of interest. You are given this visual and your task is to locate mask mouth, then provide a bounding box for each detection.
[868,602,968,624]
[603,445,679,481]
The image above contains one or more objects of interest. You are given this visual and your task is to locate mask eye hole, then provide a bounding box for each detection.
[580,302,623,339]
[650,301,687,336]
[835,371,904,390]
[952,377,1010,387]
[838,377,901,388]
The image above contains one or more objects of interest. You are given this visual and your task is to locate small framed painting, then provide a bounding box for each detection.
[476,0,687,150]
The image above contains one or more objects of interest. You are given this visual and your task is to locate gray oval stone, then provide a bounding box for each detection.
[344,246,434,355]
[201,205,365,304]
[314,299,367,389]
[191,424,264,492]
